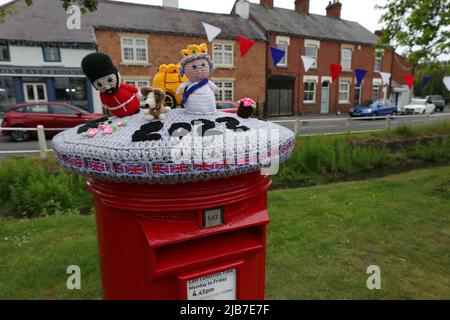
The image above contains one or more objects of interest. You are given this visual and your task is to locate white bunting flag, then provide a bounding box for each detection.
[380,72,391,86]
[202,22,222,42]
[301,56,315,72]
[443,76,450,91]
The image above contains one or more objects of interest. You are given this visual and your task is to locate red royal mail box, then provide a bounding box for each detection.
[87,171,272,300]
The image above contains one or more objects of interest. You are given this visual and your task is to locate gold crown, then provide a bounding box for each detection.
[181,43,208,58]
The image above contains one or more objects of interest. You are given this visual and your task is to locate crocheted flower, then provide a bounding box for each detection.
[87,128,97,138]
[99,125,113,135]
[238,98,256,109]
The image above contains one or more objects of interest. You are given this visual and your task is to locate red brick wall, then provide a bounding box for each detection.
[267,33,380,115]
[95,29,267,114]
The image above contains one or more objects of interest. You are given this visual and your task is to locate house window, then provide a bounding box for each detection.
[303,81,316,103]
[304,40,320,69]
[124,80,150,88]
[42,47,61,62]
[305,45,318,68]
[339,80,351,103]
[375,54,382,72]
[215,81,234,101]
[0,44,10,61]
[275,36,289,67]
[341,48,352,70]
[372,84,380,99]
[213,43,233,67]
[121,37,148,63]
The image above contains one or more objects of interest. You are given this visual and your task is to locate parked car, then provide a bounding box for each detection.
[398,98,435,115]
[216,100,238,114]
[425,95,446,112]
[349,99,397,118]
[1,102,104,142]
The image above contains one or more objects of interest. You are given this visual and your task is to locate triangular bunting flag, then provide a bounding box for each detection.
[443,76,450,91]
[270,47,286,65]
[236,35,255,57]
[405,74,415,90]
[301,56,315,72]
[330,64,343,81]
[355,68,367,86]
[420,75,432,92]
[202,22,222,42]
[380,72,391,86]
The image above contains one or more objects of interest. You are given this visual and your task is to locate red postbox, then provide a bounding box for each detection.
[87,172,271,300]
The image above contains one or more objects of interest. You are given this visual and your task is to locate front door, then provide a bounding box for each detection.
[321,82,329,114]
[23,83,47,102]
[267,76,294,117]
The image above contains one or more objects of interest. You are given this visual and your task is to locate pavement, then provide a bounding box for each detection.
[0,108,449,156]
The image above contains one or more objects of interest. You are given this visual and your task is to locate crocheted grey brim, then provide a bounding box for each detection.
[52,109,296,184]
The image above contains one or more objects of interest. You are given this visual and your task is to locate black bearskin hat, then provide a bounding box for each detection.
[82,52,118,84]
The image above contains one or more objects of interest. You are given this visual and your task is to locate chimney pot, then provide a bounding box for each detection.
[260,0,274,9]
[295,0,309,14]
[162,0,179,9]
[326,0,342,19]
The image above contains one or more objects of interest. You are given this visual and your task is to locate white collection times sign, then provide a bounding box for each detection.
[187,268,237,300]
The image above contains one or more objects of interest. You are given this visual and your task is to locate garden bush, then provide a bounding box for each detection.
[0,157,92,218]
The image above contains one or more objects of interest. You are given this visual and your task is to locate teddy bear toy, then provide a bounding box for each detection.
[176,43,219,115]
[140,87,171,120]
[82,52,140,118]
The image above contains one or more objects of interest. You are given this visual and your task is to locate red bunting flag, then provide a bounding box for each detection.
[330,64,343,81]
[404,74,415,90]
[236,35,255,57]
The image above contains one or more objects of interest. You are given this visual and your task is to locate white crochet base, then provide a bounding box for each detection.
[52,109,295,184]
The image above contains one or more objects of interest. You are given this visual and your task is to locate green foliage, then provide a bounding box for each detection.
[0,157,92,218]
[377,0,450,65]
[413,61,450,99]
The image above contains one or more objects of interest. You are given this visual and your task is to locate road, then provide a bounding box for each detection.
[0,109,449,155]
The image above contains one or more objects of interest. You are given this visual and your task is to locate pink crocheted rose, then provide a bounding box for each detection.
[87,128,97,138]
[239,97,256,109]
[99,125,113,135]
[115,121,124,127]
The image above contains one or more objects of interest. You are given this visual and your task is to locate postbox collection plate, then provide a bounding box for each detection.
[187,268,236,300]
[203,207,224,228]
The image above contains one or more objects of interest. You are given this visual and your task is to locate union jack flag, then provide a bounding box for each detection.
[114,163,148,176]
[151,163,181,175]
[87,160,112,173]
[193,162,217,173]
[170,163,190,174]
[66,155,83,168]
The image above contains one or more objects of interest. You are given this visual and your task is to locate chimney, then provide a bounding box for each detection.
[162,0,179,9]
[295,0,309,14]
[326,0,342,19]
[375,30,384,37]
[260,0,274,9]
[236,0,250,19]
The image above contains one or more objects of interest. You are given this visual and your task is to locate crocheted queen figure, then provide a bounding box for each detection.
[176,44,219,115]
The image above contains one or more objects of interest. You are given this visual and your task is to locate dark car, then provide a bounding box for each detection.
[349,99,397,118]
[1,102,104,142]
[425,95,446,112]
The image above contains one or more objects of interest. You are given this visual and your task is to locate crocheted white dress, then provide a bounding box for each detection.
[177,80,218,115]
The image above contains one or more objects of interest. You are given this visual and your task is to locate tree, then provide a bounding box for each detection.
[414,62,450,100]
[377,0,450,65]
[1,0,98,23]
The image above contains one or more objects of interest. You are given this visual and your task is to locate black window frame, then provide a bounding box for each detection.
[42,47,61,62]
[0,44,11,62]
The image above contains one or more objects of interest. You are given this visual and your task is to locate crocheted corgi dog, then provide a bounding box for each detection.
[141,87,171,120]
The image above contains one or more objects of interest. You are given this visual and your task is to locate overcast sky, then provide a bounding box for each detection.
[0,0,387,32]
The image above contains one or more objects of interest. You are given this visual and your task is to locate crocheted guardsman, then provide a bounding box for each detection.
[82,52,140,118]
[176,43,219,115]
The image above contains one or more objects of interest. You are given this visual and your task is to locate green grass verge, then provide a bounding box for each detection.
[1,167,449,299]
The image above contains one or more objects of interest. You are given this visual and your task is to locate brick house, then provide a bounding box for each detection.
[85,0,267,115]
[233,0,412,116]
